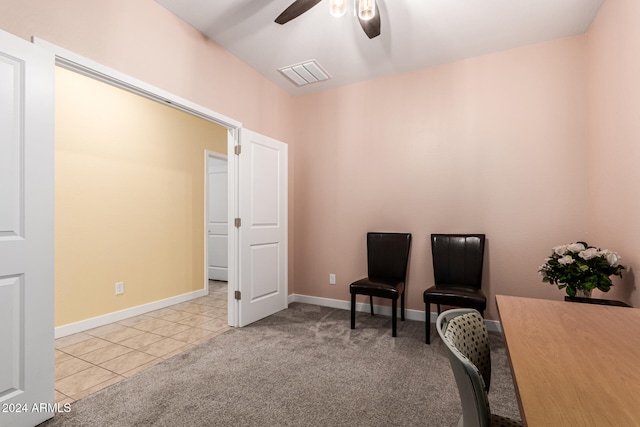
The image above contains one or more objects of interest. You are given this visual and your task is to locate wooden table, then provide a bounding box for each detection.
[496,295,640,427]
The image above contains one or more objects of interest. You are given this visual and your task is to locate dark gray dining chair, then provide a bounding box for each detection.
[424,234,486,344]
[350,232,411,337]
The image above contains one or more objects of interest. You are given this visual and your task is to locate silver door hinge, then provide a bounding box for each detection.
[234,290,241,300]
[234,218,241,227]
[234,145,241,155]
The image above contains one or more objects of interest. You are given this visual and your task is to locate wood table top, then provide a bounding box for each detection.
[496,294,640,427]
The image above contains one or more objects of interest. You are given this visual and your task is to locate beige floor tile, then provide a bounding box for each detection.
[157,310,193,323]
[177,314,211,327]
[200,307,227,318]
[117,314,154,327]
[145,307,179,318]
[100,350,158,375]
[70,375,124,401]
[122,359,163,378]
[170,327,215,344]
[198,300,227,310]
[138,338,189,358]
[99,326,146,343]
[150,322,191,338]
[55,357,93,381]
[132,317,175,332]
[197,318,229,332]
[54,333,93,349]
[182,304,215,315]
[55,366,119,397]
[78,342,133,365]
[59,337,112,357]
[85,323,127,338]
[55,349,74,364]
[117,332,164,350]
[54,390,70,403]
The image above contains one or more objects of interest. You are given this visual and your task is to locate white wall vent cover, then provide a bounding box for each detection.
[278,60,330,86]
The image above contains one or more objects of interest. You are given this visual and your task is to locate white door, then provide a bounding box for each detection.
[0,31,55,427]
[237,129,288,327]
[207,157,228,281]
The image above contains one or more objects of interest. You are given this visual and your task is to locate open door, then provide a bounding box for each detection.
[0,31,55,427]
[237,129,288,327]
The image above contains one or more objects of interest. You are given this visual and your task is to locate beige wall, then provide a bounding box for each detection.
[55,66,227,326]
[586,0,640,306]
[293,36,588,320]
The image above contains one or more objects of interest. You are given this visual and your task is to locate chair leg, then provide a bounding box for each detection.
[369,295,374,316]
[401,292,405,321]
[392,298,397,337]
[351,294,356,329]
[425,302,430,344]
[437,304,441,315]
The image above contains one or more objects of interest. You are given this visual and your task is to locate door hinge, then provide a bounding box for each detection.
[234,218,241,227]
[234,290,241,300]
[234,145,241,155]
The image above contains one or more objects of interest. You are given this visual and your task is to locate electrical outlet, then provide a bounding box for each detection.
[329,274,336,285]
[115,282,124,295]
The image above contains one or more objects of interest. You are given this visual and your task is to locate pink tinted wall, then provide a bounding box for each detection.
[293,36,588,319]
[0,0,297,291]
[586,0,640,305]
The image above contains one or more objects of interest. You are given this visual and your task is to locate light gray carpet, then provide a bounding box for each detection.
[41,303,521,426]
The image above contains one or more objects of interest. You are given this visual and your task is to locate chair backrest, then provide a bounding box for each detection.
[431,234,485,289]
[366,232,412,282]
[437,309,492,427]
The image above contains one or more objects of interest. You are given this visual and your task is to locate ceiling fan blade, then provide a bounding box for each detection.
[358,1,381,39]
[275,0,323,25]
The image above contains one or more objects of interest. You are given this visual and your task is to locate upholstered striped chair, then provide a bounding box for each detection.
[437,309,522,427]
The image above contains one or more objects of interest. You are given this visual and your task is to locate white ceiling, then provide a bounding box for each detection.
[155,0,604,96]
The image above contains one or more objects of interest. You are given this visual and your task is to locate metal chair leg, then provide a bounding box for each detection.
[401,292,405,321]
[369,295,374,315]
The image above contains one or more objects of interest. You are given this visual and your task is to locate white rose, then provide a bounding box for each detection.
[568,243,586,252]
[606,252,621,267]
[558,255,574,265]
[578,248,598,260]
[554,245,568,256]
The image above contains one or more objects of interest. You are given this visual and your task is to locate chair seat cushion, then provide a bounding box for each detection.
[350,277,404,299]
[423,285,487,310]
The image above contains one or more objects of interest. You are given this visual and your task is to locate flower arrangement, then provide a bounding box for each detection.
[538,242,625,297]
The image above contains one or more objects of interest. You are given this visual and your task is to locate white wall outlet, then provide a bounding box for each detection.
[329,274,336,285]
[115,282,124,295]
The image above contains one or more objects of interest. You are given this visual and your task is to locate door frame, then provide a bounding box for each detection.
[34,38,243,327]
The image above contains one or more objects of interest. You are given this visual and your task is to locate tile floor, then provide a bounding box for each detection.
[54,281,229,405]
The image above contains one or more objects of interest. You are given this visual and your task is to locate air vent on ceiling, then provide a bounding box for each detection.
[278,60,330,86]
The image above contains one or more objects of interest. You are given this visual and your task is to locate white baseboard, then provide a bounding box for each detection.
[55,288,208,338]
[288,294,502,333]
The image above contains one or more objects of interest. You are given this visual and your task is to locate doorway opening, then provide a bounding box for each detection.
[205,152,229,288]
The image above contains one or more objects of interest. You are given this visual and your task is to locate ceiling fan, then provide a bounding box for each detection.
[275,0,381,39]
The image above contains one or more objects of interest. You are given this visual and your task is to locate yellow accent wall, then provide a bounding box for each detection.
[54,66,227,327]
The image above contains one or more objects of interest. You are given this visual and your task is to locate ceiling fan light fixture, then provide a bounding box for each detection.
[357,0,376,21]
[329,0,347,17]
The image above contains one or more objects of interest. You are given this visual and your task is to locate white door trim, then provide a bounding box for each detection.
[33,38,243,327]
